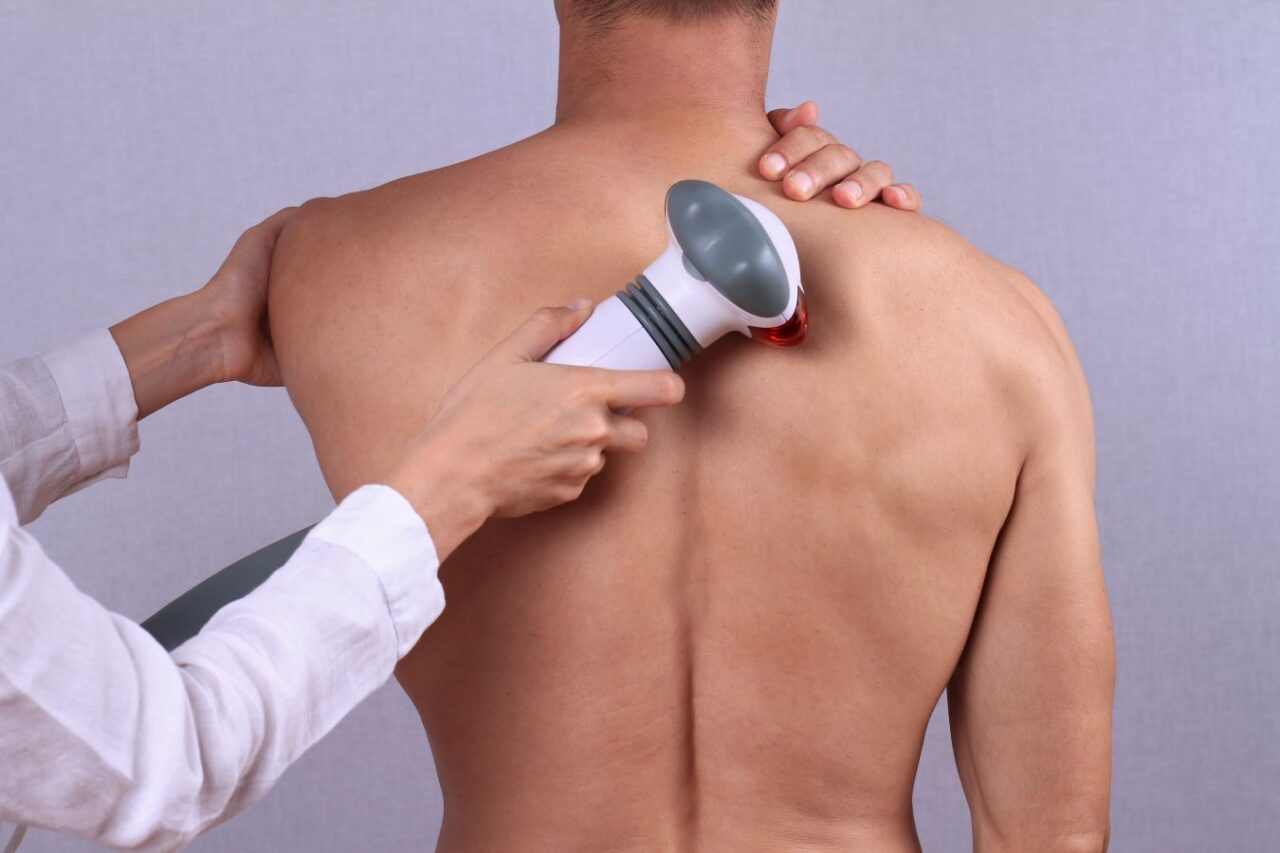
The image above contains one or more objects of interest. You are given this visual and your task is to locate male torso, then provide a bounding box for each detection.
[269,119,1083,851]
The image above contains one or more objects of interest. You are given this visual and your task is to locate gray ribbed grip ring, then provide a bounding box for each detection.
[617,274,703,369]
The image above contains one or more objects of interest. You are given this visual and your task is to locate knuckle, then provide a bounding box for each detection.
[565,368,593,389]
[789,124,823,149]
[571,450,596,474]
[793,124,824,146]
[292,196,333,227]
[572,383,606,412]
[832,144,860,171]
[581,413,611,443]
[532,306,560,326]
[555,401,585,435]
[567,373,596,399]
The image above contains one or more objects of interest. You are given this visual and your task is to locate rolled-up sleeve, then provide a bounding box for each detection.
[0,329,140,524]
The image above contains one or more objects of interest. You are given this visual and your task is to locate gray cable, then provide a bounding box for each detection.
[141,526,311,650]
[3,824,26,853]
[0,530,312,853]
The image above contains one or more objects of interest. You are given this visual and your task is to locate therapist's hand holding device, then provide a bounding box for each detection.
[387,303,684,561]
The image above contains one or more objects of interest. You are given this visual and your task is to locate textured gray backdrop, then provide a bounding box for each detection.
[2,1,1277,850]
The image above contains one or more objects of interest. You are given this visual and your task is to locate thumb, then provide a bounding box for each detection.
[235,206,299,254]
[493,299,594,362]
[254,205,300,239]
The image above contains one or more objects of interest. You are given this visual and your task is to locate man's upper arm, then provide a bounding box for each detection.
[947,287,1115,853]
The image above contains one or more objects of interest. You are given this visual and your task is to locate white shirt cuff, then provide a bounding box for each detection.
[309,484,444,658]
[40,328,140,485]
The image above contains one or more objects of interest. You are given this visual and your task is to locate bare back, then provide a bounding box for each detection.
[270,121,1111,852]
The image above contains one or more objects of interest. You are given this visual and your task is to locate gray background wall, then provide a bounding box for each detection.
[2,1,1276,850]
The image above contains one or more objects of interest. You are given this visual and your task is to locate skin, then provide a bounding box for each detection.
[268,8,1114,852]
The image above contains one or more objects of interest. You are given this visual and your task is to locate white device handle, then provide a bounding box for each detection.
[541,295,672,371]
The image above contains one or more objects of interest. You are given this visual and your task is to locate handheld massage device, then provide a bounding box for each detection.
[544,179,806,371]
[138,180,805,651]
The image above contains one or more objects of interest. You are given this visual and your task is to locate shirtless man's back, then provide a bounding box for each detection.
[269,3,1115,850]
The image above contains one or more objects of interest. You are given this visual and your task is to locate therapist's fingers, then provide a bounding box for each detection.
[781,142,864,201]
[760,117,837,181]
[257,206,299,235]
[495,301,595,362]
[881,182,922,211]
[223,206,299,278]
[592,368,686,411]
[766,101,821,137]
[604,413,651,453]
[831,160,895,209]
[759,107,923,211]
[763,123,873,202]
[246,206,298,244]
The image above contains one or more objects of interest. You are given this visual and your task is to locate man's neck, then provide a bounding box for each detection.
[554,12,775,137]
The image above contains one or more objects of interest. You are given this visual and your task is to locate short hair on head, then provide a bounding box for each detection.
[568,0,778,26]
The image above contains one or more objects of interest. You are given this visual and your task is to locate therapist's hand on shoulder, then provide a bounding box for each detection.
[198,206,299,388]
[386,301,684,561]
[759,100,923,210]
[108,206,298,419]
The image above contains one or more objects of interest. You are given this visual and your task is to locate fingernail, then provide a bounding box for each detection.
[787,171,814,197]
[784,106,800,124]
[565,297,591,310]
[838,181,863,203]
[762,153,787,178]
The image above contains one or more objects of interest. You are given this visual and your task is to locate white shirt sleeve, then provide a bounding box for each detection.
[0,334,447,851]
[0,329,140,525]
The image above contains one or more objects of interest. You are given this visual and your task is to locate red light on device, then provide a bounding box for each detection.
[749,289,808,347]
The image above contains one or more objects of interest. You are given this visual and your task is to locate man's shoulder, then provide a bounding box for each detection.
[266,153,519,315]
[923,219,1093,460]
[798,202,1066,346]
[273,131,556,272]
[273,167,481,258]
[814,203,1092,451]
